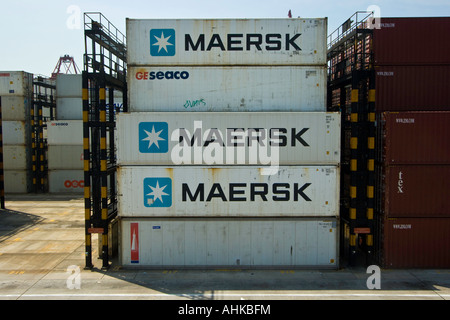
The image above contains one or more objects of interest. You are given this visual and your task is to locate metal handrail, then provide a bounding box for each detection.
[83,12,126,46]
[327,11,374,50]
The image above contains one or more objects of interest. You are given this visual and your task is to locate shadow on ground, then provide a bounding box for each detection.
[0,209,44,242]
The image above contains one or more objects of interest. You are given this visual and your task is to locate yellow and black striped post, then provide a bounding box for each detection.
[349,75,359,264]
[37,100,44,192]
[99,82,109,269]
[82,72,93,269]
[365,72,376,263]
[30,102,37,193]
[0,97,5,209]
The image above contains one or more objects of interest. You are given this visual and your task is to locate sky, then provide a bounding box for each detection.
[0,0,449,76]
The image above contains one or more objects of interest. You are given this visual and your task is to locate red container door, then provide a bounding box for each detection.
[375,66,450,111]
[380,112,450,164]
[382,165,450,218]
[380,217,450,268]
[374,17,450,66]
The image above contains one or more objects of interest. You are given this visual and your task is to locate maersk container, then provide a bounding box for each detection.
[376,112,450,165]
[376,216,450,268]
[376,165,450,218]
[55,74,82,98]
[116,112,340,166]
[0,96,31,121]
[47,120,83,145]
[117,166,339,218]
[0,71,33,96]
[48,169,84,193]
[47,145,84,170]
[119,217,338,268]
[128,66,326,112]
[2,121,29,145]
[126,18,327,66]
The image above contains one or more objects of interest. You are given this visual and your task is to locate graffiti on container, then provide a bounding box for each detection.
[184,99,206,109]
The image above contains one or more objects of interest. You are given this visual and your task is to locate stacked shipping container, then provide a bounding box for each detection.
[47,120,84,193]
[373,18,450,268]
[0,71,33,193]
[119,18,340,268]
[46,74,85,194]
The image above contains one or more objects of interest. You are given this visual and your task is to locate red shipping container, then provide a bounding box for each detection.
[377,165,450,218]
[373,17,450,66]
[377,112,450,164]
[375,65,450,111]
[377,217,450,268]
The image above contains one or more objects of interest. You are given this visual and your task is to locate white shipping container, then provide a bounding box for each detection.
[0,71,33,96]
[128,66,326,112]
[56,97,83,120]
[126,18,327,66]
[3,145,29,170]
[47,120,83,145]
[48,170,84,193]
[0,96,31,121]
[117,166,339,217]
[2,121,28,145]
[120,218,338,268]
[4,170,30,193]
[117,112,340,165]
[56,74,82,98]
[47,145,84,170]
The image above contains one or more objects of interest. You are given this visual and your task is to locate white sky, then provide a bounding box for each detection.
[0,0,449,76]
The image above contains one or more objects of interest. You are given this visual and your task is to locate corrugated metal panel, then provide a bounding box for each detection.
[3,145,29,170]
[128,66,326,112]
[375,65,450,111]
[3,170,30,193]
[377,112,450,164]
[0,71,33,96]
[55,74,82,97]
[47,145,84,170]
[48,170,84,193]
[127,18,327,66]
[116,112,340,166]
[55,98,83,120]
[2,121,28,145]
[47,120,83,145]
[120,218,338,268]
[0,96,31,121]
[374,17,450,66]
[377,165,450,218]
[377,216,450,268]
[117,166,339,218]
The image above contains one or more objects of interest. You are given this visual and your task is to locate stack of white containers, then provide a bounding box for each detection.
[47,74,84,193]
[117,18,340,268]
[0,71,33,193]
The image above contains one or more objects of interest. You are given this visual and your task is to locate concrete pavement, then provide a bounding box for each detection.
[0,194,449,301]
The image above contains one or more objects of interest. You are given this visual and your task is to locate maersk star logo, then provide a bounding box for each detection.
[144,178,172,207]
[139,122,168,153]
[150,29,175,56]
